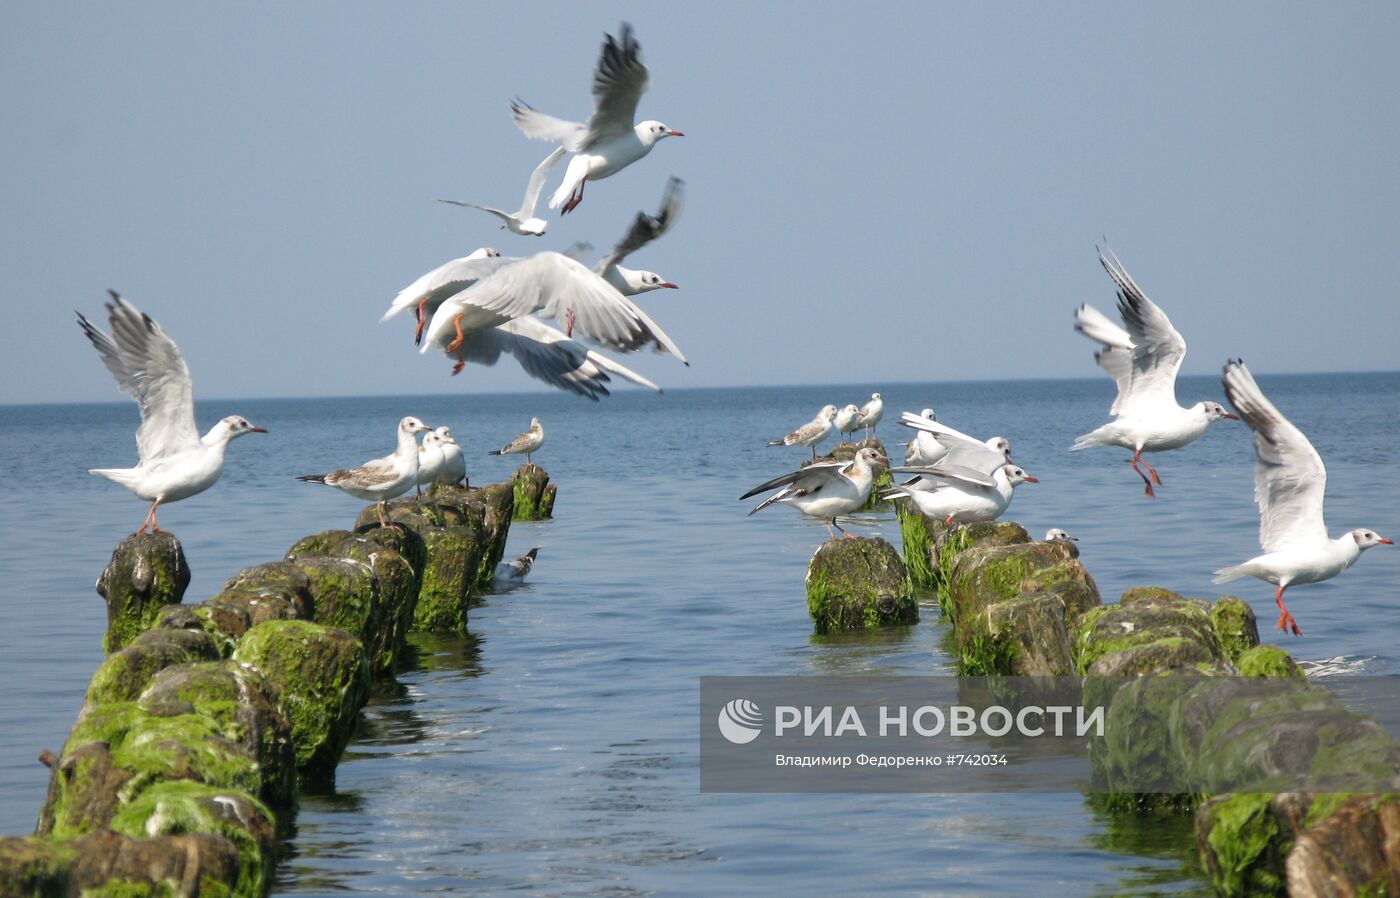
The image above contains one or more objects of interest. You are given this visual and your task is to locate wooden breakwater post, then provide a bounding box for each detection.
[510,463,556,521]
[0,480,515,897]
[896,506,1400,897]
[805,536,918,633]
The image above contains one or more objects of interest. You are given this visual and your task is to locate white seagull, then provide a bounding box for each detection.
[437,147,567,237]
[416,430,447,495]
[490,418,544,465]
[297,416,432,527]
[1073,246,1237,497]
[435,426,467,486]
[885,463,1038,526]
[594,176,683,295]
[511,23,683,214]
[495,547,541,584]
[382,247,509,344]
[1212,359,1391,636]
[426,313,662,400]
[834,404,862,443]
[78,293,267,534]
[857,392,884,438]
[768,404,838,459]
[420,251,688,368]
[899,412,1011,473]
[742,447,888,539]
[1045,528,1079,543]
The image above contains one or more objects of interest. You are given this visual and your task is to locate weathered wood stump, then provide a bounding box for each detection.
[805,536,916,633]
[511,463,556,520]
[97,531,190,653]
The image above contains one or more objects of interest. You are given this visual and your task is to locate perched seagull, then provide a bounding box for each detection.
[77,293,267,534]
[511,23,683,214]
[416,430,447,495]
[427,313,662,400]
[1072,246,1237,497]
[382,247,509,344]
[435,426,467,486]
[904,409,942,465]
[768,404,838,459]
[437,147,567,237]
[297,416,432,528]
[495,547,541,584]
[834,404,862,443]
[1045,528,1079,543]
[491,418,544,465]
[857,392,884,438]
[1213,359,1391,636]
[885,463,1038,526]
[594,176,683,295]
[899,412,1011,474]
[742,447,888,539]
[420,251,688,367]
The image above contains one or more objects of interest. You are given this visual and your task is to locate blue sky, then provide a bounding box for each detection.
[4,2,1398,404]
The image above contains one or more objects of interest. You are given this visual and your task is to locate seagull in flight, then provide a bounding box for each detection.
[78,293,266,534]
[511,23,683,214]
[1213,359,1391,636]
[1072,246,1236,497]
[437,147,566,237]
[382,246,507,344]
[593,176,683,295]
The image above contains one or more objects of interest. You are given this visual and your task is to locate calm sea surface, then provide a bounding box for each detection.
[2,374,1397,896]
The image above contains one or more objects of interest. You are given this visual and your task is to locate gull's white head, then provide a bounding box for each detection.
[818,404,838,420]
[1351,529,1394,550]
[854,447,888,467]
[420,432,444,450]
[618,267,678,294]
[987,437,1012,462]
[530,417,542,429]
[1002,465,1039,487]
[467,247,503,260]
[843,404,860,415]
[637,120,684,146]
[919,408,936,421]
[1199,401,1239,423]
[218,415,268,439]
[871,392,882,401]
[434,426,459,445]
[1045,528,1078,543]
[400,416,432,436]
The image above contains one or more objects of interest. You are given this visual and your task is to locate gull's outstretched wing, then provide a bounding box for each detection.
[1074,303,1134,416]
[1099,246,1187,417]
[1222,359,1328,553]
[582,23,650,148]
[596,177,684,275]
[510,100,587,152]
[382,252,515,323]
[520,146,567,217]
[77,293,202,463]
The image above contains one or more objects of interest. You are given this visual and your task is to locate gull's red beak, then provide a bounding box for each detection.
[1223,413,1240,420]
[666,130,684,137]
[659,282,679,289]
[1380,538,1394,545]
[250,426,268,434]
[1024,475,1040,483]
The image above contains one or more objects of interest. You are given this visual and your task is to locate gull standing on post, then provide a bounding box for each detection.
[437,147,567,237]
[435,426,467,486]
[594,176,683,295]
[491,418,544,465]
[834,404,861,443]
[297,417,432,528]
[884,463,1038,526]
[1213,360,1392,636]
[768,405,838,459]
[511,23,684,214]
[382,247,508,345]
[742,448,888,539]
[77,293,267,535]
[899,412,1011,473]
[1072,246,1237,497]
[415,430,447,496]
[857,392,884,438]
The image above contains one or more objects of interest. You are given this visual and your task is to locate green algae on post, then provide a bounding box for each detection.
[97,532,191,654]
[805,537,916,634]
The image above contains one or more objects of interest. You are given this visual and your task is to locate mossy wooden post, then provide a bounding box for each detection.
[413,526,483,631]
[511,463,555,520]
[805,537,917,633]
[96,531,191,654]
[475,481,515,589]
